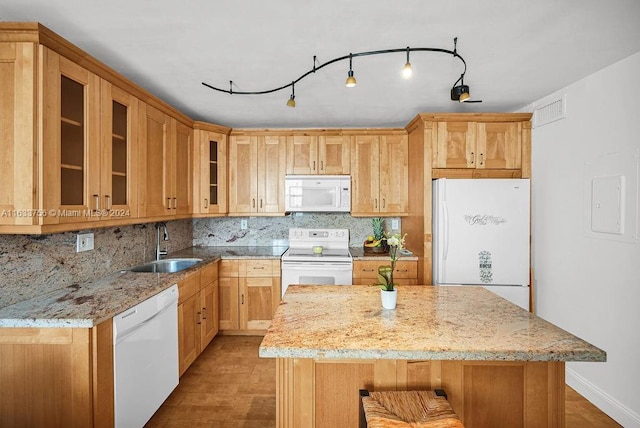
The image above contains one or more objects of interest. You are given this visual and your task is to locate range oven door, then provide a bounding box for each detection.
[281,261,353,297]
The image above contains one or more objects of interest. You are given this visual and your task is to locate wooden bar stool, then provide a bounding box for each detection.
[359,389,465,428]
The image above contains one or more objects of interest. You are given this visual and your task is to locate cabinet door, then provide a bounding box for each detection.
[434,121,476,168]
[351,135,380,214]
[258,136,286,213]
[239,276,279,330]
[100,81,138,220]
[178,293,201,376]
[196,130,227,215]
[319,135,350,174]
[174,121,193,215]
[379,135,408,214]
[287,135,317,174]
[0,42,37,227]
[218,277,240,330]
[139,102,171,217]
[41,49,100,224]
[200,280,218,351]
[477,122,522,169]
[228,135,258,213]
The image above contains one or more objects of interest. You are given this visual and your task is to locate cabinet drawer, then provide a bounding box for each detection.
[353,260,417,279]
[201,261,219,285]
[219,260,239,277]
[178,271,200,304]
[240,259,277,277]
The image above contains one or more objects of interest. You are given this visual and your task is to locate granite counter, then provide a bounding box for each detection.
[0,246,287,328]
[259,285,605,362]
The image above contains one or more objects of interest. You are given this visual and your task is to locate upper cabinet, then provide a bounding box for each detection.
[434,121,522,169]
[287,135,350,175]
[351,134,408,216]
[228,134,286,215]
[193,123,229,216]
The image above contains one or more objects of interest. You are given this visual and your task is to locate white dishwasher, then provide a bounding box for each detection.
[113,284,179,428]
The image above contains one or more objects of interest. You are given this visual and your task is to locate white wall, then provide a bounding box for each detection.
[531,51,640,427]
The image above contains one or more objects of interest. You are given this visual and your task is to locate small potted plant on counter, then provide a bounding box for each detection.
[363,217,389,254]
[376,233,407,309]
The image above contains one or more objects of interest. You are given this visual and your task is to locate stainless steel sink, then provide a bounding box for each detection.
[130,258,202,273]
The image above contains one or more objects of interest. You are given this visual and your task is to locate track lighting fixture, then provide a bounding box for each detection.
[286,81,296,107]
[202,38,481,105]
[402,46,413,79]
[345,54,357,88]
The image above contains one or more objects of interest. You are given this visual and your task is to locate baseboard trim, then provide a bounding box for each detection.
[566,367,640,428]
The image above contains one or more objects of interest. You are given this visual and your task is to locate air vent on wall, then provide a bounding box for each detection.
[532,94,567,128]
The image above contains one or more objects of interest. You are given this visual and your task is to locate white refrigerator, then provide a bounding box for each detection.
[432,178,531,310]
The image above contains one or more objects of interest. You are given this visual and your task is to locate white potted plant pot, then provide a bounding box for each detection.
[380,289,398,309]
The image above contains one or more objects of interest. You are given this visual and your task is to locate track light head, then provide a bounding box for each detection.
[402,47,412,79]
[451,84,470,102]
[345,70,357,87]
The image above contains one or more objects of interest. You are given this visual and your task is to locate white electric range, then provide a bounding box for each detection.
[280,228,353,297]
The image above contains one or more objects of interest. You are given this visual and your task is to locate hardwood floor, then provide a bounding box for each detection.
[147,335,619,427]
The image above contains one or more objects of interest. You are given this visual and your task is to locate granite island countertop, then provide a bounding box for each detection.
[0,246,287,328]
[259,285,606,362]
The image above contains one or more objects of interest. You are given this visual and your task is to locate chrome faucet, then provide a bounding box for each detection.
[155,222,169,260]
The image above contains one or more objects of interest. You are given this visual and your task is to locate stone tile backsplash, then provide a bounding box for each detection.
[193,213,400,248]
[0,214,399,307]
[0,220,193,307]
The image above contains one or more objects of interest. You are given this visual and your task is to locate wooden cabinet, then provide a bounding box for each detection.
[177,261,219,376]
[352,259,418,285]
[218,259,280,333]
[228,135,287,215]
[0,321,114,428]
[434,121,522,170]
[194,123,229,215]
[287,135,350,174]
[351,134,408,216]
[139,105,193,218]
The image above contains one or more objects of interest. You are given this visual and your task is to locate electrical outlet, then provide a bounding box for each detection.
[391,219,399,230]
[240,219,248,230]
[76,232,94,252]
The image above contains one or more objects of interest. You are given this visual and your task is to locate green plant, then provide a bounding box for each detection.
[376,233,407,291]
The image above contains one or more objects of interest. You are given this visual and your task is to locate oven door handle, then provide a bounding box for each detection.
[281,262,353,270]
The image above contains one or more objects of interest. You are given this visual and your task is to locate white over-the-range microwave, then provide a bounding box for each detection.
[284,175,351,212]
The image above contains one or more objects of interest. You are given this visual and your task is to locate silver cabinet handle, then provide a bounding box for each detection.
[202,307,207,320]
[252,198,256,208]
[173,197,177,209]
[105,195,111,211]
[167,197,172,210]
[241,294,245,305]
[93,194,100,211]
[320,160,324,171]
[204,198,209,209]
[260,199,263,209]
[479,153,484,166]
[470,152,475,165]
[197,311,202,325]
[313,160,316,171]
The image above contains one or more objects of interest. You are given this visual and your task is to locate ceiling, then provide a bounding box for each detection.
[2,0,640,128]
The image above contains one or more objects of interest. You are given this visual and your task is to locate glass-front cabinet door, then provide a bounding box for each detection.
[195,128,227,215]
[41,48,99,225]
[100,81,138,220]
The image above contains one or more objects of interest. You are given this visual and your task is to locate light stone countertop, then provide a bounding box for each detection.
[0,246,287,328]
[259,285,606,362]
[349,247,418,261]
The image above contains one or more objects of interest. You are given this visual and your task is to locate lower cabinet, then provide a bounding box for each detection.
[219,259,280,334]
[353,259,419,285]
[0,321,114,427]
[178,260,219,376]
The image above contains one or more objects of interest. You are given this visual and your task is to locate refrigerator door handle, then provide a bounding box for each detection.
[442,200,449,260]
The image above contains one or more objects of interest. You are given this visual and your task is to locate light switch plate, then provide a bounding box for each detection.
[391,219,399,230]
[240,219,248,230]
[76,233,94,252]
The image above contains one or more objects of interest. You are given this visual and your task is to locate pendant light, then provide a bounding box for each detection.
[286,81,296,107]
[345,54,357,87]
[402,46,413,79]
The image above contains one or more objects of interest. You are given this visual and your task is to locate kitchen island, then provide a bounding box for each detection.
[259,285,606,428]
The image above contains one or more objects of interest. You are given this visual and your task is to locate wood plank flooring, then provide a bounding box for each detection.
[147,335,620,427]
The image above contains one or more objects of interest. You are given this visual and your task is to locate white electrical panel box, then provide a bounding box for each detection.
[591,175,624,234]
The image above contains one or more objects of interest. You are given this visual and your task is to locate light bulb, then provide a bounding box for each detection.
[402,62,413,79]
[286,95,295,107]
[345,70,357,88]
